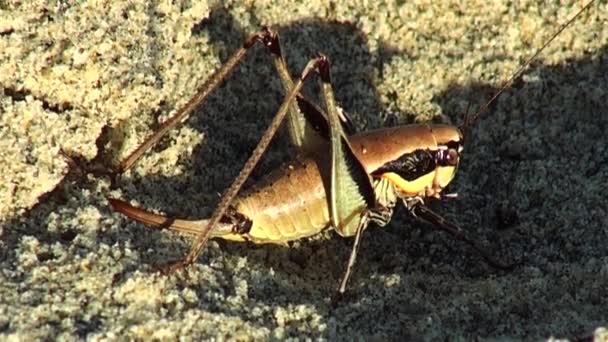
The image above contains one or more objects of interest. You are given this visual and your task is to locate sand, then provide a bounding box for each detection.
[1,0,607,340]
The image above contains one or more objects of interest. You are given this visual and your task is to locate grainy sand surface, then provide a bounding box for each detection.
[1,1,607,340]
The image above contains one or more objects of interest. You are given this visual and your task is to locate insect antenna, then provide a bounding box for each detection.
[460,0,597,134]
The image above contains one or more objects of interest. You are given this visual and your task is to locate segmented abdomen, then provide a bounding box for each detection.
[230,156,330,244]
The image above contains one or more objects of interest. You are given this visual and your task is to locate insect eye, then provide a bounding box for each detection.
[446,148,459,166]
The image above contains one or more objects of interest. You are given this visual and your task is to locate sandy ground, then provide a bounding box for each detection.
[1,0,607,340]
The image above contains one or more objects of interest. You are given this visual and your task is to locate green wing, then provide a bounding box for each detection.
[323,84,376,236]
[287,58,375,236]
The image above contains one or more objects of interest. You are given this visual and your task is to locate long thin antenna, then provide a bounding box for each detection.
[463,0,596,130]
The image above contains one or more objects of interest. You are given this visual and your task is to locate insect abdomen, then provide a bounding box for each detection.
[229,156,330,244]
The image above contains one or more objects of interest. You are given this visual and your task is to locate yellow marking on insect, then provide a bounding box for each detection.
[219,233,247,242]
[381,172,435,196]
[435,165,456,188]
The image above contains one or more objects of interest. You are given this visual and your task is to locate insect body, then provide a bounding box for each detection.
[112,124,462,243]
[108,1,596,299]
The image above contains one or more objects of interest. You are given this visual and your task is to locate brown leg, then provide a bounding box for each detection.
[261,28,334,154]
[406,199,521,270]
[332,215,368,306]
[116,27,329,173]
[117,29,275,173]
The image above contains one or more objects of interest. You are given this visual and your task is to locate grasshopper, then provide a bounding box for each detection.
[107,1,596,300]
